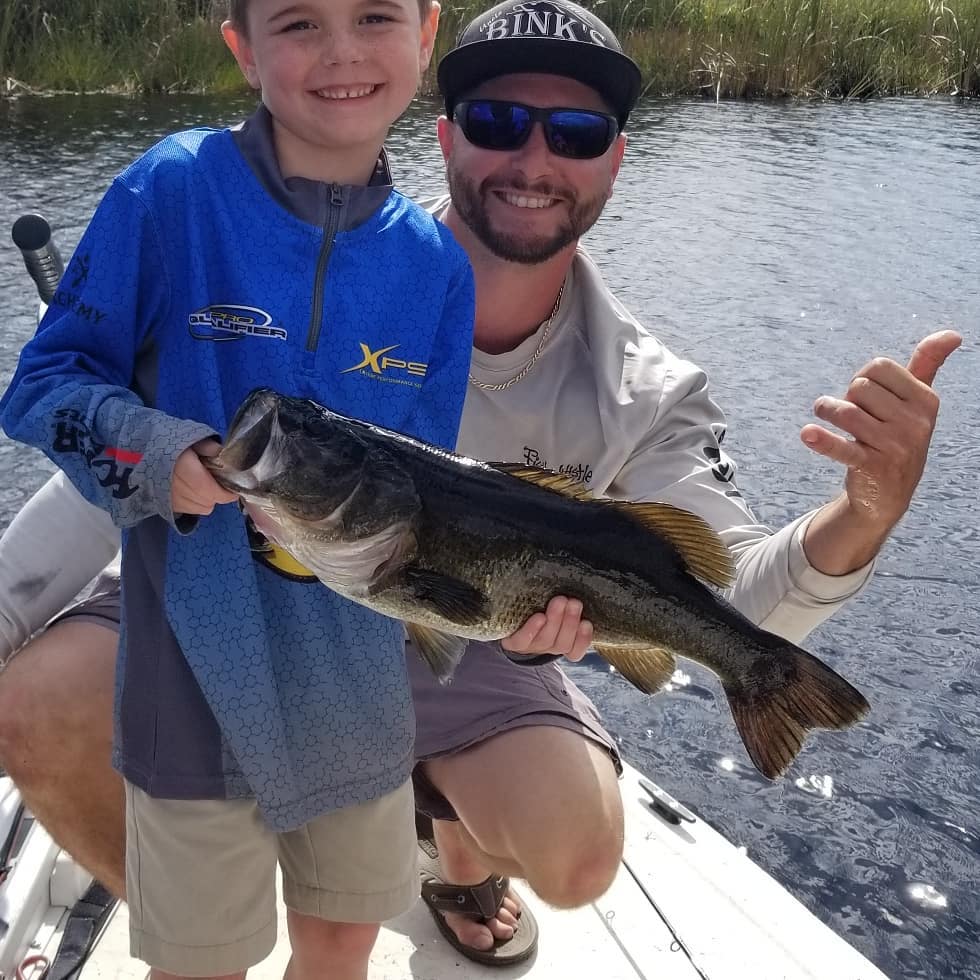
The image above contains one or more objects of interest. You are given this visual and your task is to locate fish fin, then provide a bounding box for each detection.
[609,501,735,588]
[490,463,595,501]
[406,623,468,685]
[402,567,490,625]
[724,646,871,780]
[593,644,677,695]
[490,467,733,589]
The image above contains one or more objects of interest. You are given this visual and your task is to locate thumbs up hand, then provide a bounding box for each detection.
[798,331,962,576]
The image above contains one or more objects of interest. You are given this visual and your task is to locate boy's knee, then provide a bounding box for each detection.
[327,921,381,960]
[288,915,380,964]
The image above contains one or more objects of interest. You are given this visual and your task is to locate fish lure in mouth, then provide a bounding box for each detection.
[206,388,871,780]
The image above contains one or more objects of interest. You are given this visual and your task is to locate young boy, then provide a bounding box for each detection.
[0,1,473,978]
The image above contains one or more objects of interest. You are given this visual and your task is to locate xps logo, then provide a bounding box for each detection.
[342,343,428,380]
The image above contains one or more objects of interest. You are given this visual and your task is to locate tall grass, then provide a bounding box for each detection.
[435,0,980,98]
[1,0,240,94]
[589,0,980,98]
[1,0,977,97]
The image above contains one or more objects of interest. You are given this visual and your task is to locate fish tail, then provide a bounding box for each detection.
[724,646,870,779]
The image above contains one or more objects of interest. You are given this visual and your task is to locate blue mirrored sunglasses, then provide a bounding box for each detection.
[453,99,619,160]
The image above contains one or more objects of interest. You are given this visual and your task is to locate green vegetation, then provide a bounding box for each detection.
[612,0,980,98]
[1,0,977,98]
[1,1,242,94]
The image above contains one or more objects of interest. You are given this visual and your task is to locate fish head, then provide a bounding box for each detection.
[208,388,368,528]
[208,389,420,577]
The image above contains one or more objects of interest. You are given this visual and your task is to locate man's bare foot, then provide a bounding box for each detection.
[431,818,523,951]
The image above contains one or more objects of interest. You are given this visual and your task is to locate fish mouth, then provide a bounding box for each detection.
[206,388,281,490]
[201,454,250,493]
[226,387,279,437]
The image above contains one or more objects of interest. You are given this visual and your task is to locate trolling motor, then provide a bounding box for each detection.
[11,213,64,304]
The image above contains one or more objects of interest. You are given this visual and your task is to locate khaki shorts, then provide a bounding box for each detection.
[125,779,417,975]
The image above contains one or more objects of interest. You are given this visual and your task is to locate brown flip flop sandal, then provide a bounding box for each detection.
[417,838,539,966]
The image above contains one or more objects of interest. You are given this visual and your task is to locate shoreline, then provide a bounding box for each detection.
[3,77,975,103]
[3,70,978,103]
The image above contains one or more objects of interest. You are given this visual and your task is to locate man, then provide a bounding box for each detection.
[0,0,961,968]
[406,1,959,962]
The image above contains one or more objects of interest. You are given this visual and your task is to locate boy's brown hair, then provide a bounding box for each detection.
[228,0,432,34]
[228,0,248,29]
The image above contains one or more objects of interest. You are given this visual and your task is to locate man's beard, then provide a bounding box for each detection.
[447,166,607,265]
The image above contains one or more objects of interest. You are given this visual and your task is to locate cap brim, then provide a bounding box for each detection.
[437,37,641,127]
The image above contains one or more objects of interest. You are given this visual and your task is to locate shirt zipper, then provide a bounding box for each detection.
[306,183,346,352]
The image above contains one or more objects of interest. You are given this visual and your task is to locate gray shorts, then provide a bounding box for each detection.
[406,640,621,821]
[52,574,621,821]
[50,565,122,633]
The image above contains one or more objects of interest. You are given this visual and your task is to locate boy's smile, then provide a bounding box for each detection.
[223,0,439,184]
[315,84,379,99]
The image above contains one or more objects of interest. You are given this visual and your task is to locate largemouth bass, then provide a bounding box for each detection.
[206,388,870,779]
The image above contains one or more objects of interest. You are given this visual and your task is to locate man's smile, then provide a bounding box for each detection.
[497,191,559,209]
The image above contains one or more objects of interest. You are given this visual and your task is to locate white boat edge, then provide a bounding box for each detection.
[2,761,890,980]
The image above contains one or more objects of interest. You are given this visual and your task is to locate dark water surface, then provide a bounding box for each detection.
[1,93,978,979]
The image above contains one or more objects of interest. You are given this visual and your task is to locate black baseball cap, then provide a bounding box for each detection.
[437,0,643,129]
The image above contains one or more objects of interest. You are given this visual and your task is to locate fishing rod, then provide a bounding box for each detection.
[11,214,64,305]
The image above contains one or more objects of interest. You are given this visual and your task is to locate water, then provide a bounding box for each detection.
[1,92,978,979]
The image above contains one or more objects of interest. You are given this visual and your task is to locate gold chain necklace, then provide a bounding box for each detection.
[468,283,565,392]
